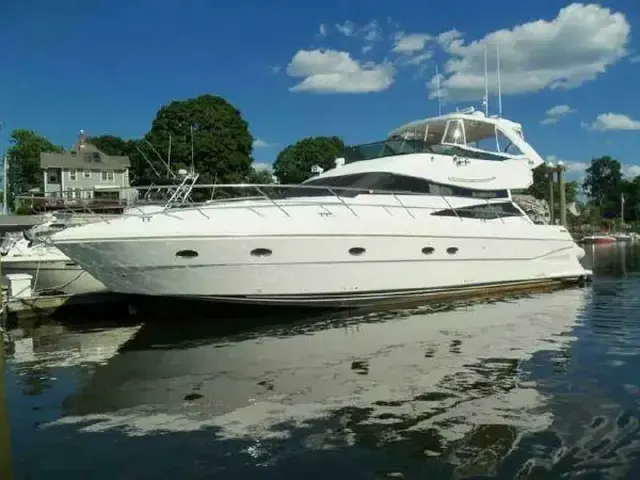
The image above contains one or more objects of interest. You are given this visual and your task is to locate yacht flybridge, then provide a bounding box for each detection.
[49,109,590,307]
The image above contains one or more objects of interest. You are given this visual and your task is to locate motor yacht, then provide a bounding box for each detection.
[50,109,591,307]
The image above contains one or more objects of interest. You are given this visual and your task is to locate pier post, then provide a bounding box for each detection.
[0,331,13,480]
[546,161,555,225]
[557,161,567,228]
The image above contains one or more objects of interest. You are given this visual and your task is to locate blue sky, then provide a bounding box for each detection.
[1,0,639,181]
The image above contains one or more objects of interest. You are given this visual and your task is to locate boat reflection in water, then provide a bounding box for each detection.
[26,287,588,477]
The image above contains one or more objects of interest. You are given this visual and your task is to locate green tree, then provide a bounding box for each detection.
[6,129,62,201]
[246,165,275,184]
[527,165,577,207]
[87,135,131,156]
[143,95,253,186]
[619,176,640,222]
[273,136,345,184]
[583,156,623,217]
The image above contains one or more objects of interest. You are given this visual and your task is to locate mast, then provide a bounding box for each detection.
[496,44,502,117]
[483,45,489,116]
[435,64,442,116]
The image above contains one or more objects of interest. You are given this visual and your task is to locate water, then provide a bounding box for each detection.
[2,245,640,479]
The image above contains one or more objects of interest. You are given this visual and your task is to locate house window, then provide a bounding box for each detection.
[101,171,114,181]
[47,170,58,183]
[83,170,91,178]
[69,169,78,181]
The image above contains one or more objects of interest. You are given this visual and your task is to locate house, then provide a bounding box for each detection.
[40,130,131,203]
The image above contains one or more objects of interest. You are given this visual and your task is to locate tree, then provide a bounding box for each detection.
[143,95,253,187]
[583,156,623,216]
[527,165,577,208]
[246,165,275,184]
[6,129,62,201]
[273,136,345,184]
[88,135,131,156]
[619,175,640,222]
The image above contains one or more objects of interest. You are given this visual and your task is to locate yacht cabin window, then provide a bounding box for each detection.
[287,172,508,199]
[442,119,466,146]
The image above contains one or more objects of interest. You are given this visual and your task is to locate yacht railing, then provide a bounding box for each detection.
[14,183,531,225]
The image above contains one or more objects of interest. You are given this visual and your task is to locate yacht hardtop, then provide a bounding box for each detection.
[302,108,543,195]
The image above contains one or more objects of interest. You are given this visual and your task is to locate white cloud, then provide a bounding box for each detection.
[546,105,573,117]
[269,65,281,74]
[437,29,462,49]
[541,104,574,125]
[361,20,381,42]
[393,33,432,54]
[318,24,327,37]
[253,138,276,148]
[630,55,640,64]
[546,155,589,177]
[428,3,630,101]
[286,49,394,93]
[547,155,640,182]
[405,51,432,66]
[336,21,355,36]
[626,165,640,178]
[588,113,640,131]
[253,162,273,171]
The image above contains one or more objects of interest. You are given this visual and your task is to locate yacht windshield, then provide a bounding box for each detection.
[340,138,510,165]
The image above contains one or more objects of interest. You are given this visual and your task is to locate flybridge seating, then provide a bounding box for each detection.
[340,109,541,167]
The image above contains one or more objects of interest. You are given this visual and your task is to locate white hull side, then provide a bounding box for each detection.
[53,220,589,306]
[1,259,108,295]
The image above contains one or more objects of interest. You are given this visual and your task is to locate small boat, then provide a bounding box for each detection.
[1,217,108,295]
[580,234,617,245]
[612,233,634,243]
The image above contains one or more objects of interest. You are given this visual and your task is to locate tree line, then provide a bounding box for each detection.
[5,94,636,224]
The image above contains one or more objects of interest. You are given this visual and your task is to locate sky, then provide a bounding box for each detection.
[0,0,639,183]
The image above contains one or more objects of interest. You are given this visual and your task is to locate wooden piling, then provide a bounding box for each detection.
[0,330,13,480]
[558,163,567,228]
[547,168,555,225]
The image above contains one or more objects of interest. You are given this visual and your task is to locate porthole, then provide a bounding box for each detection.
[421,247,435,255]
[251,248,272,257]
[446,247,459,255]
[176,249,199,258]
[349,247,366,256]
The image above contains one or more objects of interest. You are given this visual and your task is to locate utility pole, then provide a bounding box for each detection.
[2,154,7,215]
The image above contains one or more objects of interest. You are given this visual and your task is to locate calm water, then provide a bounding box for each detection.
[2,245,640,479]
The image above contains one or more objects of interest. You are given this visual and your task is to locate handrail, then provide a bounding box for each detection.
[14,182,526,224]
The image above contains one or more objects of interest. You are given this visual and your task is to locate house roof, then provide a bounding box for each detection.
[40,143,130,169]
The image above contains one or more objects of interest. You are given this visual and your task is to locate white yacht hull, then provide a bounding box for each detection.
[51,200,590,307]
[2,259,108,295]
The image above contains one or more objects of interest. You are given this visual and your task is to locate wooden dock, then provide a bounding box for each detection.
[0,215,45,233]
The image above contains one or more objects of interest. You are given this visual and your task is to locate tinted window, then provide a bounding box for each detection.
[284,172,508,199]
[340,139,511,165]
[432,202,522,219]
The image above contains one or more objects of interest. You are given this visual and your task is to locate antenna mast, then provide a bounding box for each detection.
[167,135,172,175]
[483,45,489,116]
[435,64,442,116]
[190,124,195,175]
[496,44,502,117]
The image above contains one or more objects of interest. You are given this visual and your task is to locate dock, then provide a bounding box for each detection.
[0,215,46,233]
